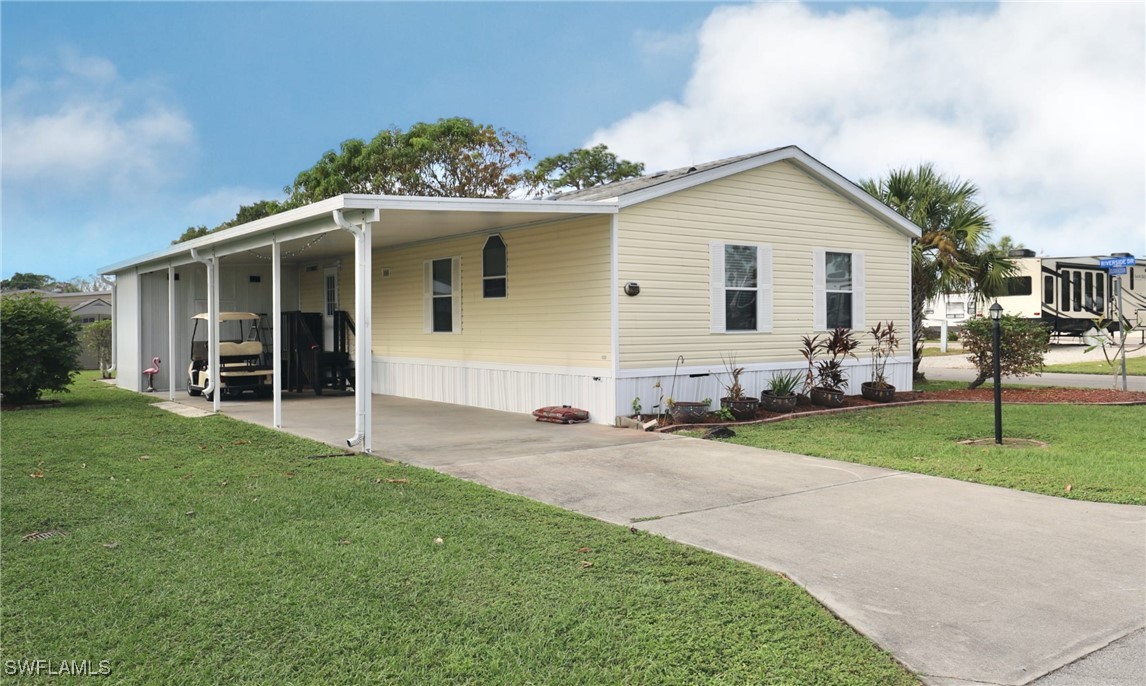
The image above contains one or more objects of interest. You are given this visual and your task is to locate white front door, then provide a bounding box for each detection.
[323,267,339,350]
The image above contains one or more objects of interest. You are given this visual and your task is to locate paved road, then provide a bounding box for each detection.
[920,366,1146,391]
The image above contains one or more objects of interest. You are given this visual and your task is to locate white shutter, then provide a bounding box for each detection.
[422,261,432,333]
[812,249,826,331]
[757,244,773,332]
[710,242,726,333]
[851,251,865,330]
[451,257,462,334]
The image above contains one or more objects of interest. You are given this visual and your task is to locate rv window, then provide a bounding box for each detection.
[1072,272,1082,310]
[1003,276,1032,297]
[1043,275,1054,305]
[1061,272,1070,311]
[1084,272,1094,310]
[1095,276,1105,311]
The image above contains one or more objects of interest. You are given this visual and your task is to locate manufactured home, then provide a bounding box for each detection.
[101,146,919,451]
[994,251,1146,335]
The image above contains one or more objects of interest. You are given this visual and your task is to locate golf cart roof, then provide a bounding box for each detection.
[192,312,261,322]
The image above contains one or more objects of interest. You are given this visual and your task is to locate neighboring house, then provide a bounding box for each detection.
[1,289,112,368]
[100,146,919,449]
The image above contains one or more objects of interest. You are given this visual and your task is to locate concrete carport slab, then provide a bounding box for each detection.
[186,392,1146,686]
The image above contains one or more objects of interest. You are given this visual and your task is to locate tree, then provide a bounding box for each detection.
[173,225,213,244]
[1,293,82,402]
[523,144,645,195]
[2,272,62,292]
[860,163,1014,378]
[65,274,114,292]
[287,117,531,204]
[81,319,113,378]
[172,200,292,245]
[961,315,1049,389]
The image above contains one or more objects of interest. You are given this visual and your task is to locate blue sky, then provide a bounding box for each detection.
[3,1,1143,283]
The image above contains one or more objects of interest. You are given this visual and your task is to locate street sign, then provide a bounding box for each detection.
[1099,255,1136,268]
[1108,265,1127,276]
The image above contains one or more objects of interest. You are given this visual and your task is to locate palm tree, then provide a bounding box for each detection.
[860,163,1014,378]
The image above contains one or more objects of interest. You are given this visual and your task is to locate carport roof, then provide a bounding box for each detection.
[99,194,618,275]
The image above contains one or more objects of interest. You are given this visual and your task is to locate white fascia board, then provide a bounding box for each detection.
[615,146,922,240]
[99,196,349,275]
[342,194,618,215]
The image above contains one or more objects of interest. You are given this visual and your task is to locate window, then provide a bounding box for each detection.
[1003,276,1032,297]
[947,302,965,319]
[1072,271,1082,310]
[482,235,507,298]
[424,258,460,333]
[1095,276,1104,312]
[1060,271,1070,311]
[325,271,338,316]
[1084,272,1094,310]
[709,242,773,333]
[813,249,864,331]
[1043,275,1054,305]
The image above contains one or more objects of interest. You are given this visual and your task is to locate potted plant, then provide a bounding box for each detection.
[719,355,759,421]
[812,328,860,407]
[862,321,900,402]
[667,397,711,424]
[760,369,802,413]
[798,335,823,405]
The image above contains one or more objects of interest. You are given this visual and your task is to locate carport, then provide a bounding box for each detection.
[100,195,616,454]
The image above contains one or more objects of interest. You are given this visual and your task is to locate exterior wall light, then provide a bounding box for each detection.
[624,282,640,296]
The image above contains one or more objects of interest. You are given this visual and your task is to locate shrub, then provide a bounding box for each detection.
[961,315,1050,389]
[1,293,82,402]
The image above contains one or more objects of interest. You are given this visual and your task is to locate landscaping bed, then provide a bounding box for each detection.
[653,386,1146,432]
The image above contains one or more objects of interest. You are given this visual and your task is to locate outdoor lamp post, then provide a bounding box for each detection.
[989,302,1003,445]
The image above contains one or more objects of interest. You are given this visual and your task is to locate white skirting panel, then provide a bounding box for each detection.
[616,358,914,413]
[372,356,617,424]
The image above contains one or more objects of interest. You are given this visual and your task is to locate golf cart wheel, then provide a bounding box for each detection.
[187,378,202,397]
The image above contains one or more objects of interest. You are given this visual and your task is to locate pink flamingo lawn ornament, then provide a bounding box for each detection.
[143,357,161,392]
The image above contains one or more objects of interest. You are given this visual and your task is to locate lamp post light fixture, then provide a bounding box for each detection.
[989,302,1003,445]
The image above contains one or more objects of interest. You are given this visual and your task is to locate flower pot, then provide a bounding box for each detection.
[669,401,709,424]
[811,387,845,408]
[760,391,798,414]
[861,382,896,403]
[720,397,759,421]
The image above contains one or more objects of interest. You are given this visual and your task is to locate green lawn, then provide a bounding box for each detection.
[1,376,917,685]
[1041,356,1146,376]
[724,403,1146,505]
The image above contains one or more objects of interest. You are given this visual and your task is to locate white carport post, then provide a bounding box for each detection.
[272,236,282,429]
[333,209,376,453]
[190,247,220,413]
[168,265,176,401]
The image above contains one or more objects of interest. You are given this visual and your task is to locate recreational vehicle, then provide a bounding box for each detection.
[994,251,1145,336]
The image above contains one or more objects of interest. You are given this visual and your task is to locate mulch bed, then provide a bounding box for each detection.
[656,387,1146,432]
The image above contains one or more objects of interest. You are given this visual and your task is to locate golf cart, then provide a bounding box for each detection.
[187,312,273,400]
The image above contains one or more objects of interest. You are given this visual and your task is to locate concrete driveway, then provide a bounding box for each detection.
[179,392,1146,685]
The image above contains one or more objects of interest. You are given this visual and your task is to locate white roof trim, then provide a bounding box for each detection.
[100,194,620,275]
[615,146,922,240]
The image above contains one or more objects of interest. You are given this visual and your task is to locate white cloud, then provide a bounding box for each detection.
[593,2,1145,257]
[2,48,193,190]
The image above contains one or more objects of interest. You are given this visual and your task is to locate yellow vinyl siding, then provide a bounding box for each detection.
[298,267,324,312]
[617,160,910,369]
[373,215,612,368]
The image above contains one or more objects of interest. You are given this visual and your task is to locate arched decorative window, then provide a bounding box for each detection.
[482,234,507,298]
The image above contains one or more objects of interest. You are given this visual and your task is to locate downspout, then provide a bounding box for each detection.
[332,209,376,453]
[168,265,176,401]
[107,276,117,375]
[189,247,217,404]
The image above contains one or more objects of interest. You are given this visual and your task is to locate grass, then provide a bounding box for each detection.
[1041,356,1146,376]
[724,403,1146,505]
[1,375,918,685]
[919,346,964,357]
